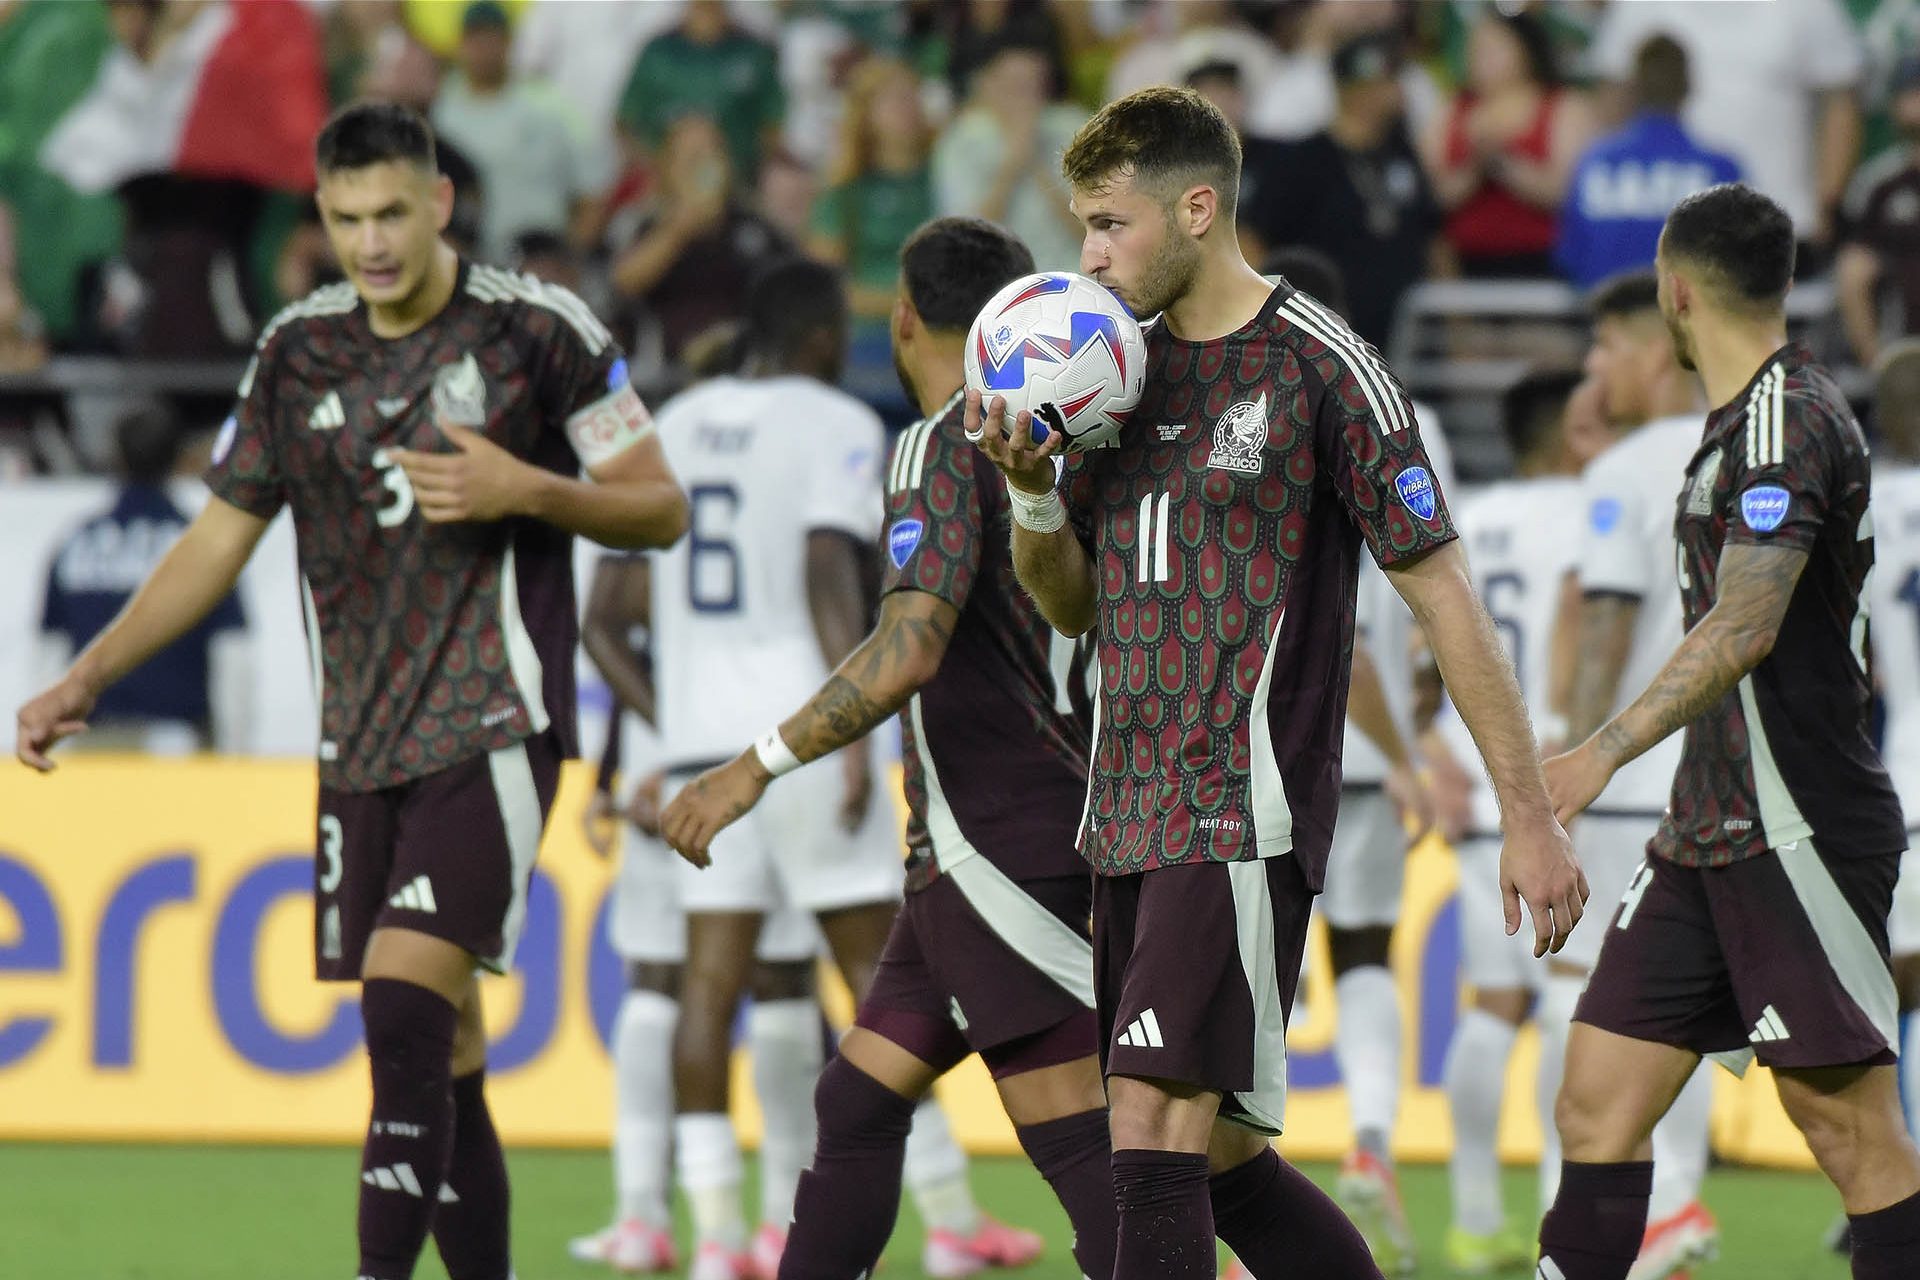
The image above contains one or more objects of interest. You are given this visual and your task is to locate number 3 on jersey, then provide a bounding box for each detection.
[1136,490,1172,585]
[370,448,415,528]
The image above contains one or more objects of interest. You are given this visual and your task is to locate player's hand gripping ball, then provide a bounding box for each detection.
[963,272,1146,453]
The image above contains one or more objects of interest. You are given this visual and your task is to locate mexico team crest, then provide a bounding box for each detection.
[432,353,488,427]
[1207,394,1268,473]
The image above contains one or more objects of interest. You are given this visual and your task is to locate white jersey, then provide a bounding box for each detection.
[1869,462,1920,833]
[1344,402,1455,784]
[1576,413,1704,815]
[1439,476,1586,835]
[649,374,884,768]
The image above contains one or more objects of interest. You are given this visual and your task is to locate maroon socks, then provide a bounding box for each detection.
[1537,1160,1653,1280]
[431,1070,511,1280]
[777,1056,917,1279]
[356,979,457,1280]
[1850,1186,1920,1279]
[1016,1109,1119,1280]
[1210,1146,1382,1279]
[1112,1148,1214,1278]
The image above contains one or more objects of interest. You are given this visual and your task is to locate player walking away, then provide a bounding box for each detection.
[1866,341,1920,1174]
[568,560,828,1277]
[971,86,1587,1280]
[1543,182,1920,1280]
[15,103,690,1280]
[1551,271,1719,1280]
[663,215,1117,1280]
[1429,369,1605,1274]
[645,257,1035,1280]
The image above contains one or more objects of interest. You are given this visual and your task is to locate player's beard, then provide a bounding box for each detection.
[892,346,920,407]
[1124,220,1204,320]
[1666,310,1697,372]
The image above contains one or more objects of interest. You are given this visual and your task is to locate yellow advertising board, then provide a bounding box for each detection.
[0,756,1816,1169]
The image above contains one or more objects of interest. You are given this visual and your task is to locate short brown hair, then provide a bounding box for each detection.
[1062,86,1241,215]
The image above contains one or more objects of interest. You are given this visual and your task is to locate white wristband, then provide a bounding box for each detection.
[1006,485,1068,534]
[753,727,803,778]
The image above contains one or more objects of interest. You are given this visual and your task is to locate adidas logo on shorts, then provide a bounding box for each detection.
[1748,1004,1791,1044]
[388,876,438,914]
[1115,1008,1165,1049]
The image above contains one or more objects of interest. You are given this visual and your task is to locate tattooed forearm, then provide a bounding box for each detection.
[1591,543,1807,769]
[1567,593,1640,743]
[778,594,959,762]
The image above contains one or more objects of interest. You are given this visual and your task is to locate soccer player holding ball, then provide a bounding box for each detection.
[969,86,1587,1278]
[16,104,688,1280]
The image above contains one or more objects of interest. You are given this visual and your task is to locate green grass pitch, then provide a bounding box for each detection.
[0,1144,1854,1279]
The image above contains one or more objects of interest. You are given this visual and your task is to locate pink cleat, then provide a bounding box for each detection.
[748,1224,788,1279]
[1222,1260,1255,1280]
[687,1240,754,1280]
[921,1215,1046,1277]
[1627,1200,1718,1280]
[565,1218,678,1274]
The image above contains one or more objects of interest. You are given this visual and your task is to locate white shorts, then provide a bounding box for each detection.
[1319,788,1408,930]
[610,826,821,965]
[1891,846,1920,959]
[668,759,904,919]
[1454,836,1543,993]
[1564,811,1659,972]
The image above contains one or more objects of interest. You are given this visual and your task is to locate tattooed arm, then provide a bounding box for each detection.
[1545,543,1808,823]
[658,589,959,866]
[777,589,958,761]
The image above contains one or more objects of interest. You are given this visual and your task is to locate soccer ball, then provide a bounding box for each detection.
[964,272,1147,453]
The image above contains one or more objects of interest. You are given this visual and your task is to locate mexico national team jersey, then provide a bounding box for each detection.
[1655,344,1905,866]
[1578,415,1703,817]
[1440,475,1585,837]
[1868,463,1920,833]
[1343,402,1454,786]
[649,374,884,770]
[882,391,1092,884]
[1061,282,1457,881]
[206,264,630,791]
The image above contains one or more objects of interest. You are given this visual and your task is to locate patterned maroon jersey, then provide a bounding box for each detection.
[1061,283,1455,881]
[1653,344,1904,866]
[206,264,630,790]
[882,390,1092,885]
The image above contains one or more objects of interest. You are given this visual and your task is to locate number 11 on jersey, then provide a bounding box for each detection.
[1136,490,1171,585]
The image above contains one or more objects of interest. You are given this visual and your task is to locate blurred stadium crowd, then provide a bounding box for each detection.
[2,0,1919,479]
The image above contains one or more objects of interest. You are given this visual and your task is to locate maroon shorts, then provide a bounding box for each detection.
[1575,843,1901,1072]
[314,731,562,981]
[857,858,1097,1079]
[1096,855,1314,1136]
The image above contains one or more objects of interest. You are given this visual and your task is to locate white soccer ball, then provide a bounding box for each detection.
[963,271,1147,453]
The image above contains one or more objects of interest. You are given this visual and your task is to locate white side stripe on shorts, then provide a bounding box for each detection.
[487,742,543,972]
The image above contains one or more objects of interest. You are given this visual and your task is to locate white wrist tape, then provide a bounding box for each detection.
[1006,485,1068,534]
[753,727,803,777]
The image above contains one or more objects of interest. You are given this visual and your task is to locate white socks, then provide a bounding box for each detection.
[1534,972,1584,1210]
[1904,1010,1920,1146]
[612,990,677,1227]
[1649,1065,1713,1220]
[905,1099,980,1235]
[747,998,823,1228]
[1446,1007,1520,1235]
[676,1112,746,1249]
[1335,965,1403,1152]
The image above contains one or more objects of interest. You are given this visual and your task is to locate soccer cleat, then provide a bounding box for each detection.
[566,1217,678,1273]
[1627,1200,1719,1280]
[686,1240,753,1280]
[1222,1260,1254,1280]
[1443,1224,1534,1274]
[921,1215,1046,1277]
[747,1224,787,1279]
[1336,1150,1418,1276]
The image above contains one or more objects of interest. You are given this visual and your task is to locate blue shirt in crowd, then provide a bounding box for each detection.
[40,483,246,727]
[1557,113,1741,289]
